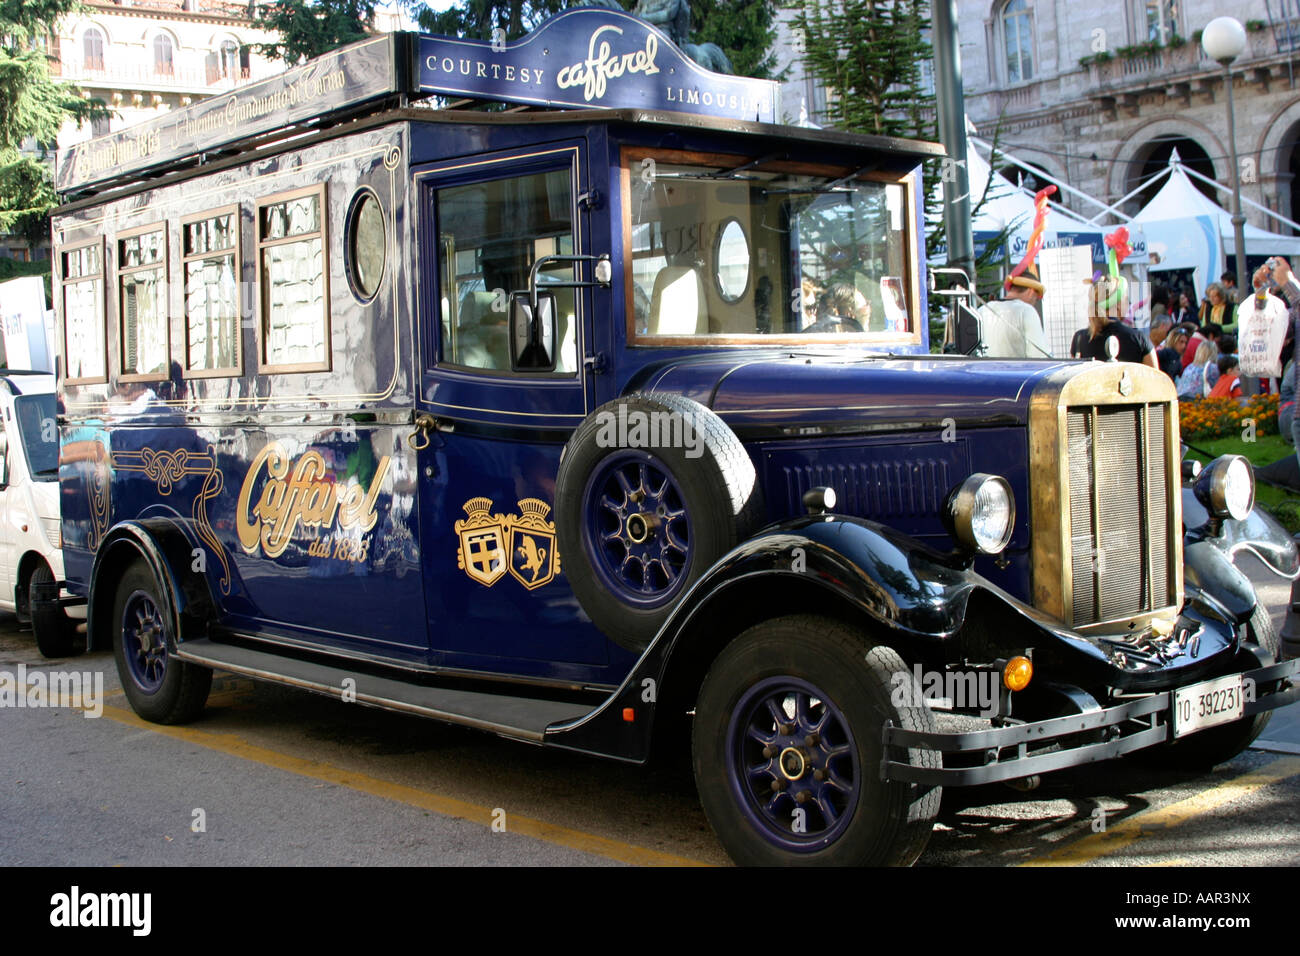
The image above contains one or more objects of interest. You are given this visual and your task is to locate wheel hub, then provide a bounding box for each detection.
[624,512,660,544]
[778,746,807,780]
[585,452,691,606]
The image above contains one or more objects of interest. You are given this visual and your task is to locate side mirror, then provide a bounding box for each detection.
[954,302,984,356]
[510,291,557,372]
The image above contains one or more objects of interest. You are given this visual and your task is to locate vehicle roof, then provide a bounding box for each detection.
[407,105,947,162]
[0,371,56,397]
[55,105,943,215]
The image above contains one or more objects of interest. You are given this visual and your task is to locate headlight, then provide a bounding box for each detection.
[1194,455,1254,521]
[946,474,1015,555]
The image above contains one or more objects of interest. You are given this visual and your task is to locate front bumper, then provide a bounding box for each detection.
[881,654,1299,786]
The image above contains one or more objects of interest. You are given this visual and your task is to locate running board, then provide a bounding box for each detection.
[173,638,594,743]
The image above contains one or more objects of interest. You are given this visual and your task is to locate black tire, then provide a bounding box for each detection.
[31,560,82,659]
[112,560,211,724]
[556,393,763,650]
[1149,604,1279,770]
[692,615,940,866]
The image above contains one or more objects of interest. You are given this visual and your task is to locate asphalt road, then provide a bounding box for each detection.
[2,554,1298,868]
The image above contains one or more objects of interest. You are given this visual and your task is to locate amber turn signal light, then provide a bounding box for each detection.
[1003,656,1033,692]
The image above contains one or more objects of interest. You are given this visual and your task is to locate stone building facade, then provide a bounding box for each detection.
[957,0,1300,232]
[777,1,1300,235]
[3,1,283,261]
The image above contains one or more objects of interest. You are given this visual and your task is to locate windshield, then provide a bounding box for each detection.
[625,151,917,344]
[15,394,58,480]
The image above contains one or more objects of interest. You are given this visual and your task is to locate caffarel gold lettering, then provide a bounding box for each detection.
[556,25,658,102]
[236,442,391,558]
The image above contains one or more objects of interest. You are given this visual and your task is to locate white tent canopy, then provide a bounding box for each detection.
[930,143,1110,269]
[1134,149,1300,293]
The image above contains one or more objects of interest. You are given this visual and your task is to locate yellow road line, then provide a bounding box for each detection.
[1023,756,1300,866]
[97,704,710,867]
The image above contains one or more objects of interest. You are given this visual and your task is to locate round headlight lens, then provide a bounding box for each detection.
[1194,454,1254,521]
[949,474,1015,555]
[1220,456,1254,520]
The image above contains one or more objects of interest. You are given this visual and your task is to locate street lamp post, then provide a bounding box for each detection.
[1202,16,1249,299]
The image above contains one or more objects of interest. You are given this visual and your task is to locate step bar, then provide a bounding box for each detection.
[173,638,595,743]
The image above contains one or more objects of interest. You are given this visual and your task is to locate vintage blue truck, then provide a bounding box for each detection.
[48,9,1300,865]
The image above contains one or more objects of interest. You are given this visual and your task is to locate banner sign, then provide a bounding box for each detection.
[58,33,405,193]
[417,9,778,123]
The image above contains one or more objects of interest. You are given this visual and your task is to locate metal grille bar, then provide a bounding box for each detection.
[1066,403,1173,626]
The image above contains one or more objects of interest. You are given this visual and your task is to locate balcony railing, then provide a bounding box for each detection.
[55,57,253,91]
[1086,22,1295,93]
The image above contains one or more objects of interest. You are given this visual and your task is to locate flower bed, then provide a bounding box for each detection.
[1178,394,1279,441]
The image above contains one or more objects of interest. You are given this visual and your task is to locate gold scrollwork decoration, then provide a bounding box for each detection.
[113,444,232,595]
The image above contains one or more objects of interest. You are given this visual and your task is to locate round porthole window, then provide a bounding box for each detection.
[714,218,749,303]
[346,189,386,301]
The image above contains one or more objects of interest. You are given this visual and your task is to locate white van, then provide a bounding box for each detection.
[0,371,80,655]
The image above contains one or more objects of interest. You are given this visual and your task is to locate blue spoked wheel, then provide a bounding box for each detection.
[121,589,168,693]
[694,616,941,866]
[556,393,763,651]
[726,676,860,851]
[111,560,212,724]
[582,451,693,610]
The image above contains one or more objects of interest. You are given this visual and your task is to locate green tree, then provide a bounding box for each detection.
[250,0,377,65]
[0,0,103,244]
[419,0,776,79]
[791,0,932,139]
[417,0,568,43]
[691,0,777,79]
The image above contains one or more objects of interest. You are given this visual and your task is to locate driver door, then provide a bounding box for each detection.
[413,142,608,674]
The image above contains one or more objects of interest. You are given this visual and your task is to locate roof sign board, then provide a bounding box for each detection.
[417,9,777,122]
[57,33,406,194]
[57,10,782,195]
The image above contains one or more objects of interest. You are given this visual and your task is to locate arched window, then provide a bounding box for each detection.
[154,34,174,75]
[1001,0,1033,84]
[220,40,239,78]
[83,27,104,71]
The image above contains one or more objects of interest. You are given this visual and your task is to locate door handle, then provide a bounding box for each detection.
[407,412,439,450]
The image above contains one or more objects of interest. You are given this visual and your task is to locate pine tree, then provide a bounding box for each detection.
[791,0,932,139]
[791,0,1012,345]
[251,0,377,66]
[0,0,104,246]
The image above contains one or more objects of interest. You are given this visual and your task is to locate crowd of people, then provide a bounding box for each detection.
[1071,262,1300,446]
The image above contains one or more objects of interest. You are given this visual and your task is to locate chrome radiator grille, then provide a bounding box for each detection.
[1066,403,1174,627]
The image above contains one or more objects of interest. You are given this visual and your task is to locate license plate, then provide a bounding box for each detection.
[1172,674,1245,739]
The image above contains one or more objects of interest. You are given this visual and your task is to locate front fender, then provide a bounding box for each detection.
[1182,486,1300,626]
[1182,486,1300,579]
[546,514,1112,762]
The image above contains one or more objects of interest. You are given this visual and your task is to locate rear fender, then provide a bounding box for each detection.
[87,519,217,652]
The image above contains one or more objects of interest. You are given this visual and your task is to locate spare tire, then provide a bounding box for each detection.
[556,392,764,651]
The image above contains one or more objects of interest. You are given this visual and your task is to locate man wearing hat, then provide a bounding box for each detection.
[976,265,1051,358]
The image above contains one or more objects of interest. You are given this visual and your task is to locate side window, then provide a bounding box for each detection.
[118,226,170,380]
[436,169,577,374]
[182,207,241,375]
[257,185,329,372]
[61,240,107,384]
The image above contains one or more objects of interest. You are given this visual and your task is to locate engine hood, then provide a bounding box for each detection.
[630,352,1077,436]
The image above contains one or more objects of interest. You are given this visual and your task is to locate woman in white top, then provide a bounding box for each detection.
[1176,341,1217,400]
